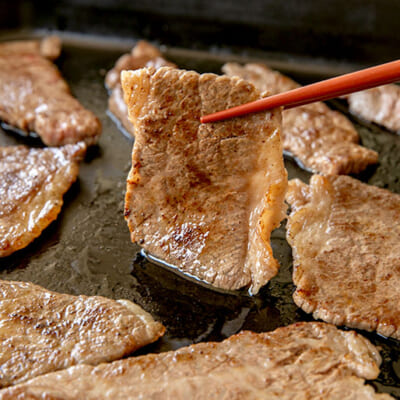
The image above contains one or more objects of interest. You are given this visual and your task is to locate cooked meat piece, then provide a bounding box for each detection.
[0,279,165,388]
[121,67,287,294]
[0,37,101,146]
[347,84,400,133]
[106,41,176,136]
[0,36,61,60]
[286,175,400,339]
[0,322,391,399]
[108,85,136,136]
[0,144,86,257]
[105,40,175,90]
[223,63,378,175]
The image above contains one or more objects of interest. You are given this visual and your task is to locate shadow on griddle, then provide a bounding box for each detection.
[0,122,44,148]
[129,223,307,353]
[130,251,290,351]
[84,143,102,162]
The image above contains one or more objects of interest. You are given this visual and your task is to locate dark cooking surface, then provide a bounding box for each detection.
[1,33,400,397]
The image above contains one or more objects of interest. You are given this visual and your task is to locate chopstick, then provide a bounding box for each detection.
[200,59,400,123]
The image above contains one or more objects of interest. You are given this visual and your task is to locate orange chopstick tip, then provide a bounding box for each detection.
[200,59,400,123]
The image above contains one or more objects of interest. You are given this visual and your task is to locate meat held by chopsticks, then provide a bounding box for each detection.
[0,143,85,257]
[106,40,176,137]
[0,36,101,146]
[346,84,400,133]
[0,279,165,388]
[286,175,400,339]
[0,322,392,399]
[121,66,288,294]
[223,63,379,175]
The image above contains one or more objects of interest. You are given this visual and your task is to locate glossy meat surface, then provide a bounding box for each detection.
[0,279,165,388]
[0,322,391,399]
[121,67,287,294]
[106,40,176,137]
[347,84,400,133]
[0,144,86,257]
[286,175,400,339]
[0,37,101,146]
[223,63,378,175]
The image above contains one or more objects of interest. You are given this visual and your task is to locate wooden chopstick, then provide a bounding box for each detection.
[200,59,400,123]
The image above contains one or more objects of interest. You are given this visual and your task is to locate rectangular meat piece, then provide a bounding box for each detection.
[0,279,164,388]
[0,322,391,399]
[0,36,101,146]
[106,40,176,137]
[121,66,288,294]
[0,143,86,257]
[222,63,378,175]
[347,84,400,133]
[286,175,400,339]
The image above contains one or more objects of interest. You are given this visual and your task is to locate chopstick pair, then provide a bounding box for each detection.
[200,59,400,123]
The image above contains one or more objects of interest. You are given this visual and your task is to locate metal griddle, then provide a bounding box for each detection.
[1,31,400,397]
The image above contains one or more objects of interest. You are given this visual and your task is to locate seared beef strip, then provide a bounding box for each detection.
[0,279,164,388]
[286,175,400,339]
[347,84,400,133]
[106,40,176,137]
[0,322,391,399]
[223,63,378,175]
[0,143,85,257]
[0,37,101,146]
[121,67,287,294]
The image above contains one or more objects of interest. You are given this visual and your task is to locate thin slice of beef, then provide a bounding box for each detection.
[286,175,400,339]
[0,322,391,399]
[106,41,176,137]
[0,279,165,388]
[121,67,287,294]
[0,37,101,146]
[0,36,61,60]
[0,143,85,257]
[223,63,379,175]
[347,84,400,133]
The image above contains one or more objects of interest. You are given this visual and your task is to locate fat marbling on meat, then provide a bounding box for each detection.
[286,175,400,339]
[106,40,176,137]
[0,36,101,146]
[223,63,378,175]
[121,66,287,294]
[0,279,165,388]
[0,143,85,257]
[0,322,391,399]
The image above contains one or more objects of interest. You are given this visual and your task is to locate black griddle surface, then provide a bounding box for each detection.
[1,32,400,398]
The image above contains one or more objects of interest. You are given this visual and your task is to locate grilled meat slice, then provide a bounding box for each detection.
[0,279,164,388]
[0,143,86,257]
[0,36,61,60]
[223,63,378,175]
[347,84,400,133]
[106,40,176,137]
[286,175,400,339]
[121,67,287,294]
[0,322,391,399]
[0,37,101,146]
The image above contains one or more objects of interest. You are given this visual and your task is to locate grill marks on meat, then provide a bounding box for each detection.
[286,175,400,339]
[0,279,165,388]
[121,67,287,294]
[347,85,400,134]
[0,144,85,257]
[0,37,101,146]
[222,63,379,175]
[0,322,391,399]
[106,41,176,137]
